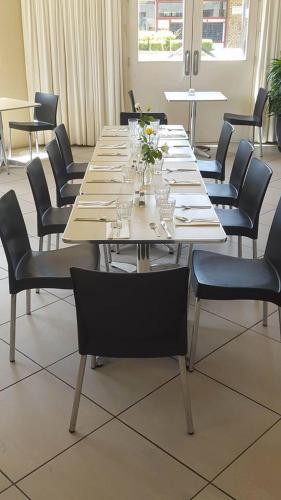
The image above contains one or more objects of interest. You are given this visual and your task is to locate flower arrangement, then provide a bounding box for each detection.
[141,126,169,165]
[134,102,155,129]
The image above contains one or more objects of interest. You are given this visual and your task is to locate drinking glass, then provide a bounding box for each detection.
[151,158,164,175]
[154,186,170,205]
[122,164,134,183]
[116,199,133,220]
[159,199,176,221]
[128,119,139,140]
[150,119,160,134]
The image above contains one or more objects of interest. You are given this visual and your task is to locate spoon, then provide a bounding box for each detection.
[149,222,161,237]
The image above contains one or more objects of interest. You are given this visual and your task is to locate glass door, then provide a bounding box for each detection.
[128,0,260,141]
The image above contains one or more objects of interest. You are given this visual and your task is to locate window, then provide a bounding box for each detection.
[138,0,184,62]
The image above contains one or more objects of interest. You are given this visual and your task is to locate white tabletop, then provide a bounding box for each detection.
[164,91,227,102]
[0,98,40,112]
[63,125,226,245]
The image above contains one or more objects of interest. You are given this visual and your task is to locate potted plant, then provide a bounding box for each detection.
[267,58,281,151]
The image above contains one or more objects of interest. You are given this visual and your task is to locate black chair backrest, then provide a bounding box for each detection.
[46,139,68,191]
[239,157,272,229]
[215,121,234,170]
[0,191,31,291]
[253,88,268,125]
[71,267,189,358]
[26,158,52,233]
[229,139,254,192]
[55,124,73,167]
[120,112,168,126]
[128,90,136,112]
[265,197,281,278]
[34,92,59,127]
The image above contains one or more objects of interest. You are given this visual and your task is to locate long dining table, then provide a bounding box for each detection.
[63,124,226,272]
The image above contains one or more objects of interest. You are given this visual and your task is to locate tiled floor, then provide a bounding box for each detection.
[0,143,280,499]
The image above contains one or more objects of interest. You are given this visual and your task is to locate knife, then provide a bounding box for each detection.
[161,221,172,239]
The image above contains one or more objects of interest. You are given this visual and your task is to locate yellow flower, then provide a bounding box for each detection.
[145,127,154,136]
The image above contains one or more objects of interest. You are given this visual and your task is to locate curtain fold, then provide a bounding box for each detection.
[254,0,281,142]
[21,0,125,145]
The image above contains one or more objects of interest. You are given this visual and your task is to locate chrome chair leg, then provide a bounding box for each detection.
[103,244,110,272]
[116,244,120,254]
[178,356,194,435]
[188,297,201,372]
[187,243,193,269]
[176,243,182,264]
[278,307,281,341]
[36,236,44,294]
[253,239,258,259]
[29,132,33,161]
[108,245,112,263]
[238,236,242,258]
[9,127,12,159]
[252,126,255,147]
[26,289,31,315]
[263,302,268,327]
[10,294,17,362]
[69,354,87,433]
[56,233,60,249]
[259,127,263,157]
[35,132,39,154]
[47,234,52,250]
[91,355,97,369]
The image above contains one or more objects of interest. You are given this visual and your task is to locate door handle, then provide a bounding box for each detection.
[185,50,191,76]
[193,50,199,75]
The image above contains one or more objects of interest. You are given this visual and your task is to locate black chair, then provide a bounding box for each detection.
[69,267,194,435]
[224,88,268,157]
[188,196,281,371]
[206,139,254,207]
[46,139,80,207]
[9,92,59,161]
[54,124,87,180]
[26,157,72,251]
[128,90,136,112]
[197,121,234,182]
[215,158,272,258]
[0,190,100,362]
[120,112,168,126]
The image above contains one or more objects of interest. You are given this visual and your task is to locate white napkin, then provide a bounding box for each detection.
[89,165,121,172]
[167,180,201,186]
[99,144,127,149]
[106,220,130,239]
[175,220,220,227]
[77,202,116,209]
[167,152,193,158]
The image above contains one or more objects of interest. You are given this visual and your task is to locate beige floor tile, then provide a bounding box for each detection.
[252,310,281,342]
[19,419,206,500]
[0,370,110,481]
[0,476,11,496]
[188,305,245,363]
[0,487,27,499]
[0,339,40,389]
[193,484,233,499]
[197,330,281,414]
[0,300,78,366]
[215,420,281,500]
[49,354,179,415]
[201,297,277,329]
[120,373,277,480]
[0,280,59,326]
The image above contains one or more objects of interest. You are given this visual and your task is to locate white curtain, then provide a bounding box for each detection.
[254,0,281,142]
[21,0,125,145]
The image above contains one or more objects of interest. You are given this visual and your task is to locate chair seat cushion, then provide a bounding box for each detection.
[191,250,280,303]
[223,113,260,127]
[215,207,255,237]
[66,162,88,180]
[9,120,55,132]
[14,243,100,293]
[206,182,238,206]
[197,160,223,180]
[41,206,72,235]
[59,183,80,206]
